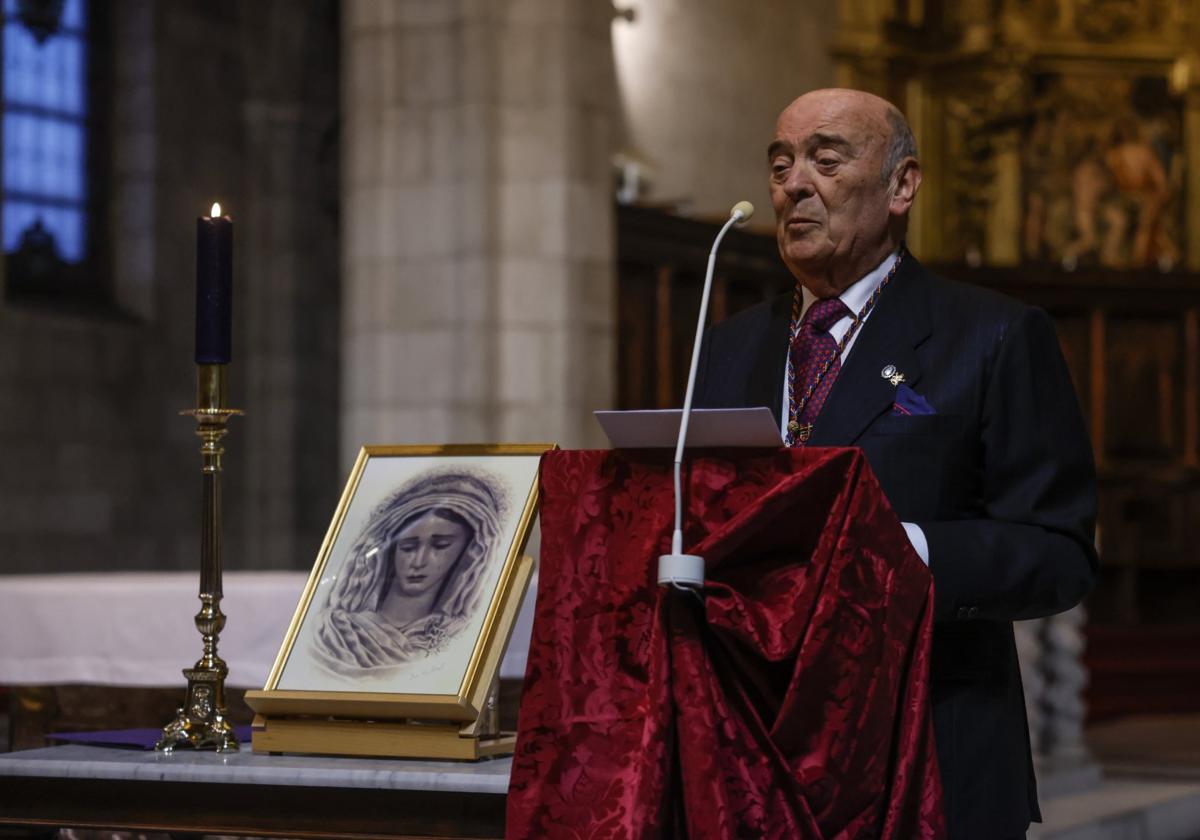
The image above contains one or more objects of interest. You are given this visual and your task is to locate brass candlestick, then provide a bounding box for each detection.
[156,364,244,753]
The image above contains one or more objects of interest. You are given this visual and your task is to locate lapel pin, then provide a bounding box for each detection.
[881,364,906,386]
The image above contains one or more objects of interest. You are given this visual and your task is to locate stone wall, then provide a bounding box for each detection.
[0,0,837,575]
[611,0,837,228]
[0,310,155,572]
[340,0,617,460]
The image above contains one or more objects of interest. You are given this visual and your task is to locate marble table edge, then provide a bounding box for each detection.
[0,746,512,795]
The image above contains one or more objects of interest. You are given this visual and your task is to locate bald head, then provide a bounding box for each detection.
[776,89,918,183]
[767,88,922,296]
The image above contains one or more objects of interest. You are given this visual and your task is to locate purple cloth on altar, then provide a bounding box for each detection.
[46,725,253,750]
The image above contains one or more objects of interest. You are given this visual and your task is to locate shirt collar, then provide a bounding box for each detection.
[799,249,900,323]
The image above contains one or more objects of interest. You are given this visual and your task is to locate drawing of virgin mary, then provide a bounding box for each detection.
[310,469,506,677]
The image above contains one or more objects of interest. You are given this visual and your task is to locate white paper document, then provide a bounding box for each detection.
[595,407,783,449]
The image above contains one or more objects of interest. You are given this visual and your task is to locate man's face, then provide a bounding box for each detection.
[768,92,897,293]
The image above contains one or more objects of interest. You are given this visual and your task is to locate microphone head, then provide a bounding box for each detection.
[730,200,755,225]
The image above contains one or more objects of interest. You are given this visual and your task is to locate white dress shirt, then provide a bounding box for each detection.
[779,250,930,565]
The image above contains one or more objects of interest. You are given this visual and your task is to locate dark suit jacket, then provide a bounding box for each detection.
[693,255,1098,839]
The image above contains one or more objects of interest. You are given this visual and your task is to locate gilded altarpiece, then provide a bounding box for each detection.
[834,0,1200,270]
[832,0,1200,722]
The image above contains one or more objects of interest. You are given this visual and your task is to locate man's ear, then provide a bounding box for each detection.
[889,158,921,216]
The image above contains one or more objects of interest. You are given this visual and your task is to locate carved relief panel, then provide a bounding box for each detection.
[834,0,1200,270]
[1024,73,1184,270]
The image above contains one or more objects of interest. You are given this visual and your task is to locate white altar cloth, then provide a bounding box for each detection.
[0,571,536,688]
[0,572,307,688]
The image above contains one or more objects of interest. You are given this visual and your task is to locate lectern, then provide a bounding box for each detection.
[507,447,946,839]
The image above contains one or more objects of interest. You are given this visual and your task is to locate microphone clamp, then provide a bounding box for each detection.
[657,553,705,588]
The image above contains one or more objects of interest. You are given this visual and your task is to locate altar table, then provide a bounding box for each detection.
[0,743,509,839]
[0,570,535,687]
[0,572,309,687]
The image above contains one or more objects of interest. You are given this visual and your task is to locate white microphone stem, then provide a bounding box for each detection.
[672,211,743,541]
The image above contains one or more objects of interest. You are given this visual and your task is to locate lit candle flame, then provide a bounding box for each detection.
[211,202,222,218]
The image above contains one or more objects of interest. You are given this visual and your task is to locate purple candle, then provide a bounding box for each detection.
[196,202,233,364]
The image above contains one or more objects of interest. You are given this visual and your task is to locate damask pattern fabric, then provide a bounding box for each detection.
[507,448,945,839]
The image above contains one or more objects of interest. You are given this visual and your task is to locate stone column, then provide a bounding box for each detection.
[340,0,616,465]
[1037,604,1100,794]
[110,0,156,320]
[240,101,324,567]
[238,0,340,567]
[1014,618,1045,755]
[1020,605,1101,798]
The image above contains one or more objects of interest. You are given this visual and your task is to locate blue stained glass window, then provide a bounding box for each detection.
[1,0,89,265]
[59,0,83,31]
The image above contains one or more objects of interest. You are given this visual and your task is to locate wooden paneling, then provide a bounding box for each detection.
[1085,625,1200,722]
[1053,313,1092,417]
[616,206,793,410]
[616,264,656,410]
[0,776,506,839]
[1105,317,1182,461]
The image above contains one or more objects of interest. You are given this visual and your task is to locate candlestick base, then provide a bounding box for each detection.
[156,591,239,753]
[155,664,239,753]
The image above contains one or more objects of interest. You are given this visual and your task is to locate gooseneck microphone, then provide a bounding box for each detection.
[657,200,754,588]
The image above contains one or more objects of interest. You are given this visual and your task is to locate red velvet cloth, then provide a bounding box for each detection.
[506,448,944,839]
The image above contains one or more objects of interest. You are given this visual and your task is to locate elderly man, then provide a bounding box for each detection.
[695,89,1098,839]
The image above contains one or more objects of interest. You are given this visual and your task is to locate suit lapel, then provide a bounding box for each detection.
[746,292,793,424]
[807,256,933,447]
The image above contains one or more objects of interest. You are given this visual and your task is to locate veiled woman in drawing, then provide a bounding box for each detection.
[311,470,506,677]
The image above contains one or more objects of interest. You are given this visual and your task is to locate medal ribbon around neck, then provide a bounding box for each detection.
[785,246,906,446]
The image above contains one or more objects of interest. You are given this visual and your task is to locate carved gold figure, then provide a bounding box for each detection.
[833,0,1200,271]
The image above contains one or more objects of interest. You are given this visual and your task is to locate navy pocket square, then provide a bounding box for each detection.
[892,383,935,416]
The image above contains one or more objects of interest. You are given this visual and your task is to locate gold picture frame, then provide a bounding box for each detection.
[245,443,553,757]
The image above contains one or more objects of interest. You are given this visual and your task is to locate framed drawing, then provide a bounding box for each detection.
[245,443,552,757]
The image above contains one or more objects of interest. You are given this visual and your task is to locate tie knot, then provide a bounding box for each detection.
[803,298,849,333]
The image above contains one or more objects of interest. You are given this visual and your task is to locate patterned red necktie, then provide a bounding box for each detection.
[789,297,851,432]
